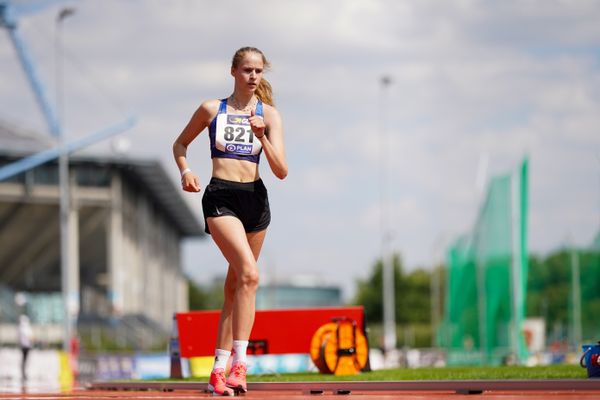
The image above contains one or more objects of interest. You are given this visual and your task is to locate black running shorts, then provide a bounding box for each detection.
[201,177,271,235]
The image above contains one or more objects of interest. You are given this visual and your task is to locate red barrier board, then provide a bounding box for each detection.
[176,306,365,358]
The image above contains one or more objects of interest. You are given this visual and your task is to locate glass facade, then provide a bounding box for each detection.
[256,285,342,310]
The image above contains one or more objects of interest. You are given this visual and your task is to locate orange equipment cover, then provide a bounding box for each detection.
[176,306,365,358]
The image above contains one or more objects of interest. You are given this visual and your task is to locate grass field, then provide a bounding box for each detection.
[245,365,586,382]
[174,364,586,382]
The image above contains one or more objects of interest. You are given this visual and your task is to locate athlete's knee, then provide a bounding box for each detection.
[237,265,259,291]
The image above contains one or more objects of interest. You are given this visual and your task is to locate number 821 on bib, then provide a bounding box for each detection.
[215,114,262,156]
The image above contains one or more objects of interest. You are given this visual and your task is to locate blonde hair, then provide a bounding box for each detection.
[232,47,274,106]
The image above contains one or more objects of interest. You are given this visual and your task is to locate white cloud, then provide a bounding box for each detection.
[2,0,599,300]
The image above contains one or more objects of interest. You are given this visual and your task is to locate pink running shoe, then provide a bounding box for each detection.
[226,362,247,394]
[208,368,234,396]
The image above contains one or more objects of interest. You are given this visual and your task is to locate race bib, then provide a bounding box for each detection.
[215,113,262,156]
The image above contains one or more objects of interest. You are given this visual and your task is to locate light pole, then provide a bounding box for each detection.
[430,233,447,347]
[570,245,582,350]
[379,75,396,355]
[56,6,77,353]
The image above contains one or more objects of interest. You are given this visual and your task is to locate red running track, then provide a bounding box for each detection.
[2,380,600,400]
[2,389,600,399]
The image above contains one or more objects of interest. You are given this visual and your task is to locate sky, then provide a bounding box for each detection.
[1,0,599,301]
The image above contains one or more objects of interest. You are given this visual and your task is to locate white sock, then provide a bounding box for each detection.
[232,340,249,365]
[212,349,231,371]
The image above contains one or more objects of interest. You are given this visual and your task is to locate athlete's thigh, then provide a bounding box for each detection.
[221,229,266,292]
[207,216,256,270]
[246,229,267,261]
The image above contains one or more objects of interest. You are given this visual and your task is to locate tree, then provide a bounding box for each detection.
[402,269,431,324]
[187,278,225,310]
[353,253,431,324]
[353,254,401,322]
[526,248,600,342]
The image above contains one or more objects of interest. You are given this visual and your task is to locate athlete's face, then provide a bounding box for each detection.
[231,52,264,91]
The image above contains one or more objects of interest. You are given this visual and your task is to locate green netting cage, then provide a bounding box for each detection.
[440,158,529,365]
[582,232,600,342]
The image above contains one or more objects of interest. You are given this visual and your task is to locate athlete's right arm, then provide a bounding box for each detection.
[173,100,218,192]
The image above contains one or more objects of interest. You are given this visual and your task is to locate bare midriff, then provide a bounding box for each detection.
[211,157,260,183]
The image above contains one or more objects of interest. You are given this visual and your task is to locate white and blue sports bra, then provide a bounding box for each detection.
[208,98,264,164]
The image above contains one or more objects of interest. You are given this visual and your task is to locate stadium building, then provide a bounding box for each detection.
[0,121,203,349]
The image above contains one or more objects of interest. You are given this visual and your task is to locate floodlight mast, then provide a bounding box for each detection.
[379,75,396,356]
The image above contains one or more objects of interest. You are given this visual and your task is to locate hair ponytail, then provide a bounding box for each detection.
[232,46,274,106]
[256,78,274,106]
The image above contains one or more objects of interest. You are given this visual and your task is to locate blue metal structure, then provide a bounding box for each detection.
[0,0,135,181]
[0,0,66,137]
[0,116,136,181]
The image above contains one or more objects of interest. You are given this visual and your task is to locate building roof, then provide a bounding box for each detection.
[0,120,56,154]
[0,120,204,237]
[106,157,205,237]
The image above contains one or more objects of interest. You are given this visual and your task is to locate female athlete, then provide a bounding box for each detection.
[173,46,287,396]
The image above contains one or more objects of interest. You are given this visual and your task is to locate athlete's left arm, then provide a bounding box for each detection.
[254,105,288,180]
